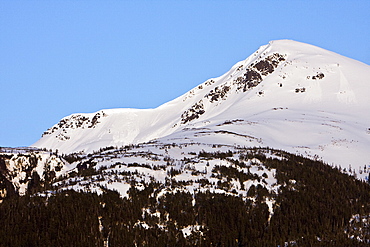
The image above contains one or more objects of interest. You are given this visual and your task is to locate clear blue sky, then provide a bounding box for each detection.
[1,0,369,147]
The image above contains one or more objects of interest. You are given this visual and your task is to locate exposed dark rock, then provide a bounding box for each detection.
[205,85,231,103]
[254,60,274,76]
[312,72,325,80]
[181,100,205,124]
[216,119,244,126]
[42,112,107,136]
[235,53,286,92]
[243,69,263,91]
[89,113,102,128]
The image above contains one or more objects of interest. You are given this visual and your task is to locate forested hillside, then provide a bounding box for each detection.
[1,149,369,246]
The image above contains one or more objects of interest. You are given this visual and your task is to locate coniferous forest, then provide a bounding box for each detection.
[0,150,370,246]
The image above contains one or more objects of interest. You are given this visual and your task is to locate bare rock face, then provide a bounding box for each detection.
[42,111,107,139]
[181,100,205,124]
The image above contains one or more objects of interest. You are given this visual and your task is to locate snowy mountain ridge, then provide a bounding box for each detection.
[2,40,370,245]
[33,40,370,179]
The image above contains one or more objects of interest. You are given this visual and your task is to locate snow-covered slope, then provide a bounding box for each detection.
[33,40,370,177]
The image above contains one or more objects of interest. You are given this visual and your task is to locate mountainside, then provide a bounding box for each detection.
[1,146,370,246]
[2,40,369,246]
[33,40,370,180]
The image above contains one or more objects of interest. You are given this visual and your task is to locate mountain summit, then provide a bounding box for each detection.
[3,40,370,245]
[33,40,370,177]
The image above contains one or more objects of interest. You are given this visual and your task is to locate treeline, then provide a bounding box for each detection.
[0,151,369,246]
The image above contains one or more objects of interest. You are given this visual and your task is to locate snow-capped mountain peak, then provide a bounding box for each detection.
[33,40,370,178]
